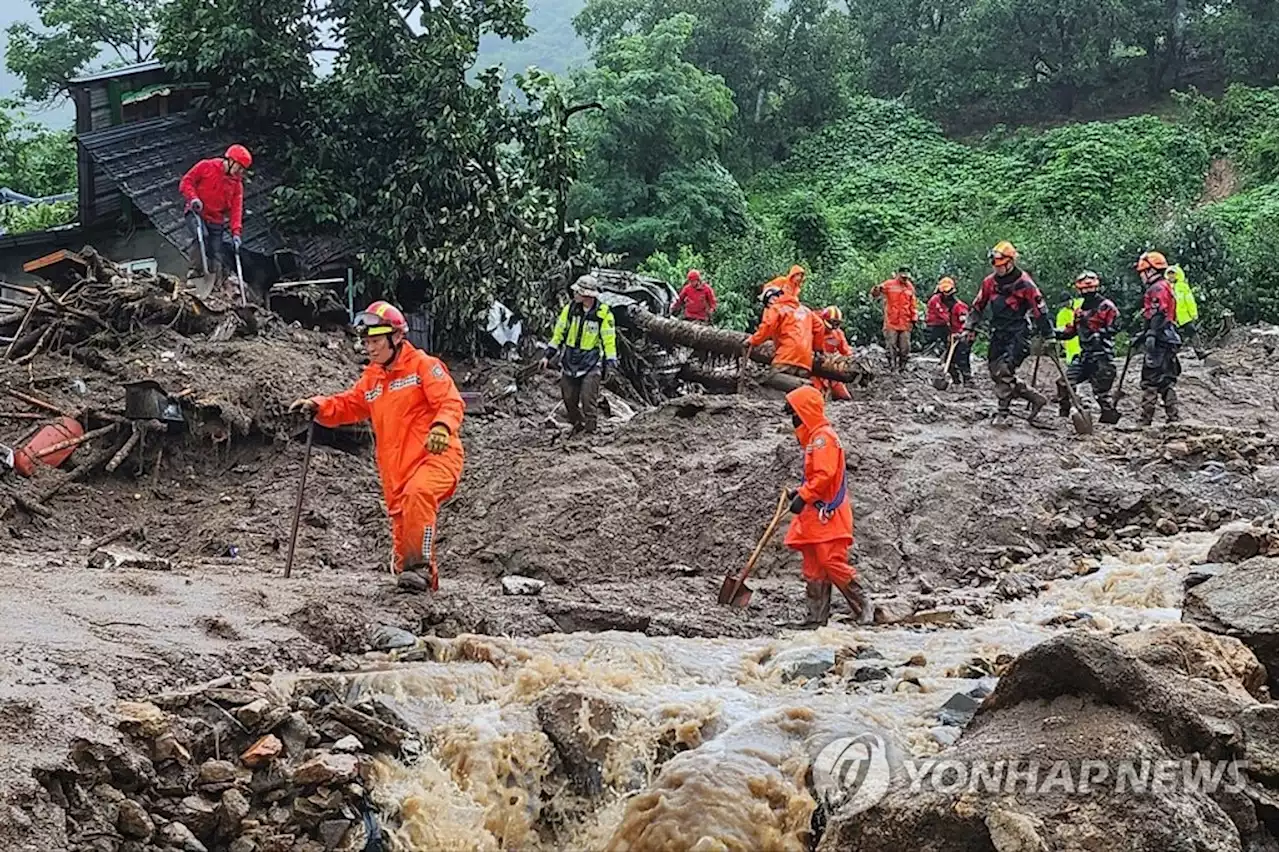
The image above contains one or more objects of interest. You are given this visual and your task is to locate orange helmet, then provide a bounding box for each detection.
[225,144,252,169]
[988,241,1018,271]
[936,277,956,294]
[1074,271,1101,293]
[1135,251,1169,273]
[353,300,408,337]
[821,305,843,325]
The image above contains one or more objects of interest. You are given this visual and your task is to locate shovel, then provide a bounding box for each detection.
[284,420,315,579]
[1024,348,1043,410]
[193,219,217,296]
[234,245,247,307]
[1047,349,1094,435]
[719,488,789,607]
[1099,347,1136,425]
[931,336,959,390]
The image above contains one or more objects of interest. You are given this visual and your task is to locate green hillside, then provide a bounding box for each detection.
[478,0,590,75]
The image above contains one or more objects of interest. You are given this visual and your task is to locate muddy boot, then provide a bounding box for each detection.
[1138,389,1157,426]
[1163,387,1180,422]
[834,578,873,625]
[396,567,429,593]
[804,581,832,627]
[993,405,1012,426]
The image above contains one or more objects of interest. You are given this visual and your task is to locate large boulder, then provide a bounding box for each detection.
[1183,555,1278,696]
[819,633,1273,852]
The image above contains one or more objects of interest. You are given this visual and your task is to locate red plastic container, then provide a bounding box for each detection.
[14,416,83,477]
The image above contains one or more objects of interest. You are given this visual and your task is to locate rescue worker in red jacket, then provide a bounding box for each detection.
[289,301,465,593]
[813,306,853,401]
[746,285,817,378]
[1054,272,1119,420]
[672,269,717,323]
[936,278,972,385]
[783,386,871,626]
[923,278,956,354]
[178,145,251,284]
[1133,251,1182,424]
[963,242,1052,423]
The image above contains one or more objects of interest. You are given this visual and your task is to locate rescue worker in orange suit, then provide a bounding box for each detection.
[289,301,464,594]
[935,278,972,385]
[178,144,251,286]
[870,267,917,372]
[746,284,818,379]
[1133,251,1182,424]
[923,278,956,355]
[814,306,853,401]
[672,269,717,323]
[963,242,1052,424]
[1054,272,1119,420]
[782,386,871,626]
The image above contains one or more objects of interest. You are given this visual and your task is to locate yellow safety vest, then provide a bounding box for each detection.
[1056,300,1082,363]
[550,301,618,360]
[1168,266,1199,326]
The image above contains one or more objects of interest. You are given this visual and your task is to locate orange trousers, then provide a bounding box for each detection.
[797,539,855,585]
[388,458,460,591]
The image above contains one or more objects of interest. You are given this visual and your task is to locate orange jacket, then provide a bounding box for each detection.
[820,326,852,356]
[762,265,807,299]
[313,342,465,509]
[783,386,853,547]
[871,277,918,331]
[746,293,816,372]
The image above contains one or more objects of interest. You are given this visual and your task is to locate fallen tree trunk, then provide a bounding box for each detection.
[629,309,872,385]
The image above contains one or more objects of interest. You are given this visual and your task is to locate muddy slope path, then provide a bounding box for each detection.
[0,287,1275,850]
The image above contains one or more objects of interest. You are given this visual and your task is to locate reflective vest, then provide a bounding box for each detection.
[549,300,618,377]
[1056,300,1082,363]
[1168,266,1199,326]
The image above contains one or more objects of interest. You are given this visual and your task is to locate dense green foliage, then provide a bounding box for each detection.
[0,102,76,197]
[0,198,75,233]
[5,0,159,102]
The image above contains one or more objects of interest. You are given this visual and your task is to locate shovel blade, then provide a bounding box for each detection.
[1070,410,1094,435]
[718,574,753,607]
[931,374,950,390]
[1099,408,1121,425]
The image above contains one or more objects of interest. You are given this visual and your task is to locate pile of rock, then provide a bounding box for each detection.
[34,672,420,852]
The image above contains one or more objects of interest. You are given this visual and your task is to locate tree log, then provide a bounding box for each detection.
[628,309,872,384]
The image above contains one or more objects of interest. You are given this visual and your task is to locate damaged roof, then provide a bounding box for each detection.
[77,112,354,274]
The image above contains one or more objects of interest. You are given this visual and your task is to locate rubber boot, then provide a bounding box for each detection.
[1138,389,1157,426]
[1056,380,1072,418]
[1022,385,1048,423]
[396,564,430,593]
[1163,387,1180,422]
[834,578,873,624]
[805,581,832,627]
[993,404,1012,426]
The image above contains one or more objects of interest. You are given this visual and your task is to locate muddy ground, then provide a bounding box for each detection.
[0,301,1276,849]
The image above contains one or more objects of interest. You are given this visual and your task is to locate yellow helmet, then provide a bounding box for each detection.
[936,277,957,294]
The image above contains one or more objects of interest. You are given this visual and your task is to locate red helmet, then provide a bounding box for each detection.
[225,144,252,169]
[686,269,703,284]
[353,300,408,337]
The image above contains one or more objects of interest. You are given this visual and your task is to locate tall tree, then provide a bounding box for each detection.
[5,0,160,102]
[570,13,746,258]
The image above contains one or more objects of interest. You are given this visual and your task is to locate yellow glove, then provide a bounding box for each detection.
[427,424,450,454]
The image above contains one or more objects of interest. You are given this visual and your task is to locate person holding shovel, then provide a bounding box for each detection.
[289,301,465,594]
[782,385,871,626]
[1134,251,1183,424]
[178,145,251,294]
[963,242,1052,425]
[935,278,972,386]
[1053,272,1118,421]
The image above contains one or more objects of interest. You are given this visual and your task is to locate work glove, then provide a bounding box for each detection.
[1129,331,1146,347]
[289,398,318,418]
[427,424,450,454]
[1031,337,1046,356]
[787,489,806,514]
[232,235,242,250]
[189,198,203,213]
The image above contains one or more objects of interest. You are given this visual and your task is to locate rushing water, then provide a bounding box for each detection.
[279,527,1238,852]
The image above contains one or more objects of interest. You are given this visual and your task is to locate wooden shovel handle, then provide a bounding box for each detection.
[743,488,790,577]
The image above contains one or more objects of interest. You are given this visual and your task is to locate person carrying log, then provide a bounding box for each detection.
[289,301,465,594]
[745,284,818,380]
[813,306,853,401]
[782,385,871,626]
[963,241,1052,424]
[541,275,618,435]
[178,144,251,290]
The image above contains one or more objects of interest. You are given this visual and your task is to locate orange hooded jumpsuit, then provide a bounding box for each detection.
[784,386,865,623]
[313,341,465,590]
[749,267,823,375]
[813,323,853,401]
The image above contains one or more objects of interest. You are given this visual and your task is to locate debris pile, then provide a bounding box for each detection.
[34,672,416,852]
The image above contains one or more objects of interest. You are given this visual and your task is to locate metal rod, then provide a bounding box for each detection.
[270,277,346,292]
[284,421,315,579]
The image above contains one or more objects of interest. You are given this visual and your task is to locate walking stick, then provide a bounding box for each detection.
[284,421,315,579]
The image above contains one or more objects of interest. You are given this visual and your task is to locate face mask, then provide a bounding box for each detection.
[791,414,803,428]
